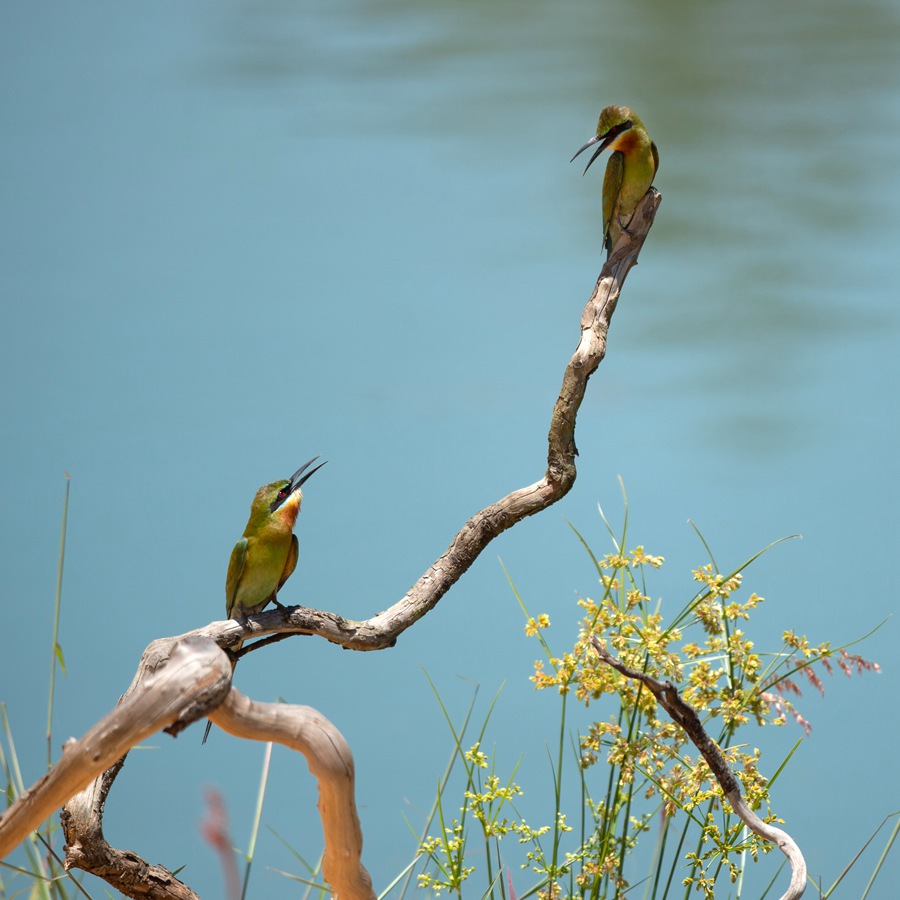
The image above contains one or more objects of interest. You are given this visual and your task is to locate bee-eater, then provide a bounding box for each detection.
[226,455,326,621]
[202,456,326,743]
[571,105,659,255]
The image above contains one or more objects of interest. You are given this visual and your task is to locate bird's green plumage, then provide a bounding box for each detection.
[203,458,325,743]
[601,151,626,252]
[226,481,302,620]
[572,105,659,255]
[203,460,324,744]
[224,457,326,623]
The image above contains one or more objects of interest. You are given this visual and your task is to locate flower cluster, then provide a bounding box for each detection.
[416,530,878,899]
[521,543,846,895]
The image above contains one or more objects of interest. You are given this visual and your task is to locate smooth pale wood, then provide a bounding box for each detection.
[0,637,230,861]
[1,630,372,900]
[727,790,807,899]
[210,690,374,900]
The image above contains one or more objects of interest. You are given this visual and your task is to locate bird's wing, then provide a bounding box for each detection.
[225,537,248,618]
[651,140,660,177]
[278,534,299,593]
[602,150,625,249]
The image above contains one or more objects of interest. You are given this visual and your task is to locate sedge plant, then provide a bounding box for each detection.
[413,497,886,900]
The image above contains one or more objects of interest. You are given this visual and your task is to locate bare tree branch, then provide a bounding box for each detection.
[210,689,373,900]
[1,635,375,899]
[61,754,201,900]
[590,636,807,900]
[198,188,663,659]
[0,190,661,896]
[0,637,230,862]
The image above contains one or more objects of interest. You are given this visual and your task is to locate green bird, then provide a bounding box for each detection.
[225,456,326,623]
[571,105,659,255]
[203,456,326,743]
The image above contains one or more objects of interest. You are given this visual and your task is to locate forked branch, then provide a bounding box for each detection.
[0,637,375,900]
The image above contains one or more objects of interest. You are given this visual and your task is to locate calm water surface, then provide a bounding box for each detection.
[2,0,898,895]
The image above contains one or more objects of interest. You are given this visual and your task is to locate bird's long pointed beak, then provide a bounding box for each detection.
[570,133,615,175]
[288,456,328,493]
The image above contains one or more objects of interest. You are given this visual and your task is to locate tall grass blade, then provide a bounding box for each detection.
[818,812,900,899]
[47,473,70,773]
[240,741,273,900]
[860,812,900,899]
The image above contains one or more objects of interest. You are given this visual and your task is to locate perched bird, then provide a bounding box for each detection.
[203,456,326,743]
[571,105,659,255]
[224,456,326,622]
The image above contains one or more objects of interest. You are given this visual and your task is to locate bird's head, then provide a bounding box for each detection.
[270,454,327,512]
[249,456,327,527]
[570,105,637,175]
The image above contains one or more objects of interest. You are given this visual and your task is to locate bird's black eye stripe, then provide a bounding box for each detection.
[604,120,632,140]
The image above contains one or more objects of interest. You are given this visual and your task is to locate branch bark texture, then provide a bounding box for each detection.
[203,187,663,659]
[0,637,229,863]
[590,636,807,900]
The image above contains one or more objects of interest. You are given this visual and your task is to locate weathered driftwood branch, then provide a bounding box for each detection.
[211,689,372,900]
[0,637,229,863]
[0,190,661,897]
[62,752,202,900]
[590,636,807,900]
[202,187,663,660]
[0,636,375,900]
